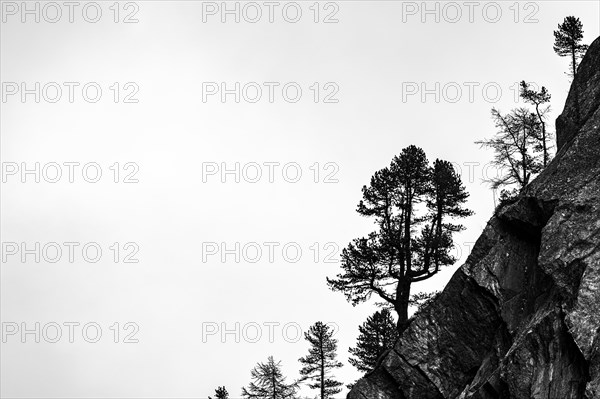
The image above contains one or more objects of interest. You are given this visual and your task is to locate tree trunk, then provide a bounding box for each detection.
[320,333,325,399]
[435,200,443,269]
[572,46,577,77]
[535,105,548,167]
[521,127,528,188]
[320,364,324,399]
[395,279,411,334]
[405,197,412,273]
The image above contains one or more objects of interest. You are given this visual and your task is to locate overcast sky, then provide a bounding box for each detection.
[1,1,599,398]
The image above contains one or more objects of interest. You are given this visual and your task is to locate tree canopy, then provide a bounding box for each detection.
[327,146,472,332]
[476,108,543,192]
[209,386,229,399]
[553,16,589,78]
[298,322,343,399]
[241,356,298,399]
[349,309,399,373]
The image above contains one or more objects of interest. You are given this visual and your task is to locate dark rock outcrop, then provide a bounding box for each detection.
[556,35,600,151]
[348,36,600,399]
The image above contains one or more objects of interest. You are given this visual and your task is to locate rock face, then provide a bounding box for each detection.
[348,36,600,399]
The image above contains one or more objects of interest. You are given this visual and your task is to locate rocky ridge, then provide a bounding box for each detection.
[348,36,600,399]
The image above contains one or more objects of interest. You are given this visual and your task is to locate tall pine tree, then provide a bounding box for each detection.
[327,146,472,332]
[553,16,589,78]
[298,322,343,399]
[241,356,297,399]
[349,309,399,373]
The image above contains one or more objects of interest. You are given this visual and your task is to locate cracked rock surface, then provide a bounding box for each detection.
[348,36,600,399]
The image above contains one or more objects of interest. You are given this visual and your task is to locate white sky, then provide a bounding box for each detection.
[1,1,599,398]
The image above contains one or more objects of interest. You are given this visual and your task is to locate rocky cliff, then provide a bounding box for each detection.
[348,36,600,399]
